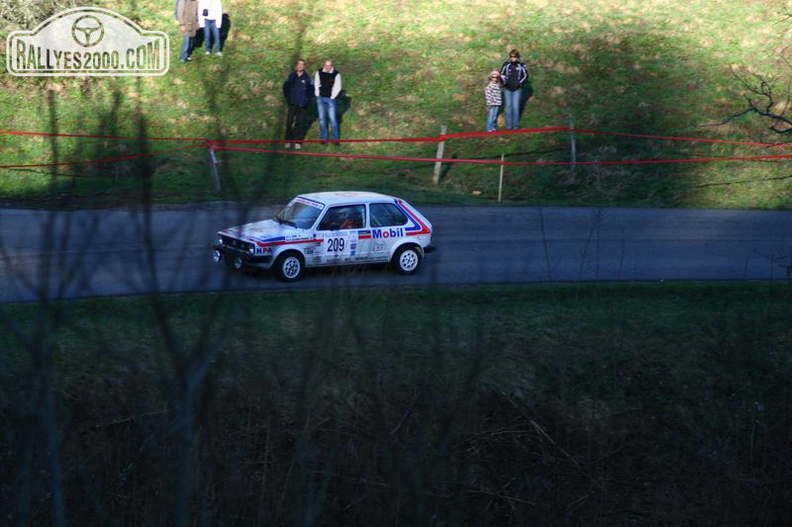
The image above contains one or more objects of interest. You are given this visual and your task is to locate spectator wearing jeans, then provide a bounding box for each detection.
[499,49,529,129]
[484,70,503,132]
[314,59,342,144]
[282,59,313,149]
[175,0,199,63]
[198,0,223,56]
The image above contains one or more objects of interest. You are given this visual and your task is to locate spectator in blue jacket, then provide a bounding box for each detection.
[282,59,313,149]
[499,49,530,130]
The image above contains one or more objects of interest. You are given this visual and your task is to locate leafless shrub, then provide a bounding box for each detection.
[0,0,85,30]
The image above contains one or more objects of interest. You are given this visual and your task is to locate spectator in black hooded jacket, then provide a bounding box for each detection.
[282,59,313,149]
[499,49,529,130]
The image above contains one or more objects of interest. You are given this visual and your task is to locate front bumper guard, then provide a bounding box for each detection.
[213,244,274,269]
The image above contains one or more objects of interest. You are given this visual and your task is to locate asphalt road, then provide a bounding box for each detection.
[1,204,791,303]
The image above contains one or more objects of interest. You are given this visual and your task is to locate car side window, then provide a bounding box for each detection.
[318,205,365,231]
[370,203,408,228]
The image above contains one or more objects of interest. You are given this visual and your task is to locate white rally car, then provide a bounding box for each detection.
[212,191,435,281]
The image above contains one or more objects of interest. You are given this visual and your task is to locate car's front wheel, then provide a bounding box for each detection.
[224,254,244,271]
[274,251,305,282]
[392,245,422,275]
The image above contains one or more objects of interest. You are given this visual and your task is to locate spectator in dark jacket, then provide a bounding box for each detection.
[282,59,313,149]
[499,48,530,129]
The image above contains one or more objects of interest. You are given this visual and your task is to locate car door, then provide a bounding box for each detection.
[365,201,410,262]
[315,204,367,265]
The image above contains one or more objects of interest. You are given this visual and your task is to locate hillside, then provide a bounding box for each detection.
[1,0,789,208]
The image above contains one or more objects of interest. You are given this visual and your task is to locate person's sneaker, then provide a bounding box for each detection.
[215,52,223,57]
[205,51,210,56]
[294,143,301,150]
[284,143,291,149]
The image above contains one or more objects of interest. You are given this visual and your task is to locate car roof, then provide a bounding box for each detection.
[297,191,397,206]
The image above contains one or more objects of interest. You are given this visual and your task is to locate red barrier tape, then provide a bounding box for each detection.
[215,127,572,145]
[1,127,789,170]
[572,129,789,149]
[214,145,792,166]
[0,143,205,169]
[0,129,205,142]
[4,126,788,147]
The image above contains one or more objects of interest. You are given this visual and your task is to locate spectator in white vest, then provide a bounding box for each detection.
[314,59,342,144]
[198,0,223,56]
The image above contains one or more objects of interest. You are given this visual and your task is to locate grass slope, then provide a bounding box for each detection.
[1,0,790,208]
[2,283,791,523]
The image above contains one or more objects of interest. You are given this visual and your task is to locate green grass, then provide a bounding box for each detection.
[1,0,790,208]
[2,283,791,524]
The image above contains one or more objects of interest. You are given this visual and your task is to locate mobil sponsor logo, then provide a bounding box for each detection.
[371,227,405,239]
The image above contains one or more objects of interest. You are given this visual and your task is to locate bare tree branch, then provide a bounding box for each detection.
[730,65,792,135]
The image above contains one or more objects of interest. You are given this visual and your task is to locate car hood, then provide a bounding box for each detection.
[219,219,307,244]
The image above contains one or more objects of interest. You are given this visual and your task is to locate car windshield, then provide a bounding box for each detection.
[273,197,323,229]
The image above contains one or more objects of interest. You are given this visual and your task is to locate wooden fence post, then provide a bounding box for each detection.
[569,116,576,170]
[207,141,221,191]
[432,125,447,185]
[498,153,504,203]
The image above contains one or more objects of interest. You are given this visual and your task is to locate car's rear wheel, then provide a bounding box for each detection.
[274,251,304,282]
[392,245,422,275]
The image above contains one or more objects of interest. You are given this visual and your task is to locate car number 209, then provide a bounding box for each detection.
[326,237,345,252]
